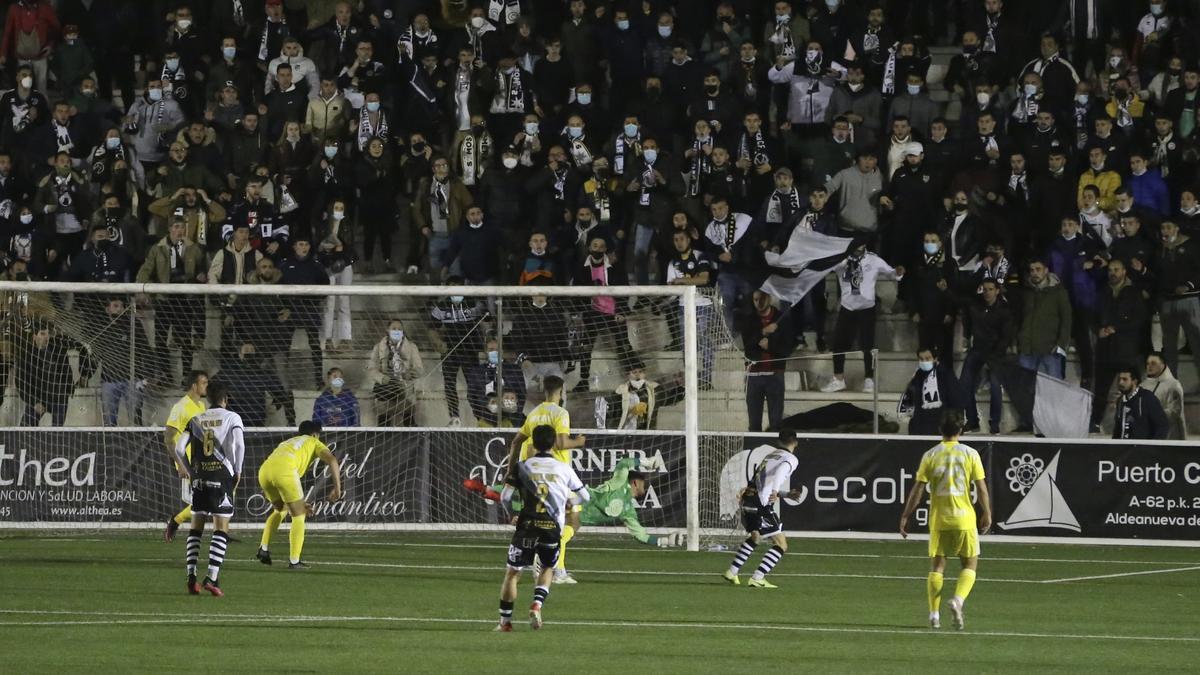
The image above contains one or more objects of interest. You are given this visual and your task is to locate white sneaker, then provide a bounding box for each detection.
[552,570,578,585]
[820,378,847,393]
[862,378,875,393]
[929,613,940,629]
[948,597,964,630]
[448,417,462,427]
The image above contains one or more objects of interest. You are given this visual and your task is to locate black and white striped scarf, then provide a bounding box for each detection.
[1153,133,1173,177]
[258,15,287,62]
[460,132,491,186]
[431,178,449,217]
[687,137,713,197]
[494,67,525,112]
[614,133,640,175]
[771,18,795,59]
[357,107,388,151]
[844,255,864,295]
[765,188,800,224]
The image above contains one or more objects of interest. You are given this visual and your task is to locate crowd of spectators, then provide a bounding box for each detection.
[0,0,1193,437]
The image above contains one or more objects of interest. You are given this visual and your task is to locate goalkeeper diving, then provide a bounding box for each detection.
[466,454,679,547]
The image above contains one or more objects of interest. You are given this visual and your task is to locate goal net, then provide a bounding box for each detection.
[0,280,755,550]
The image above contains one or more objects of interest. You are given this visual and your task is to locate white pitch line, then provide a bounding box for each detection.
[1042,565,1200,584]
[306,539,1200,566]
[0,608,1195,644]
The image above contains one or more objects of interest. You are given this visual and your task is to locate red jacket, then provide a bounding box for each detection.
[1,1,59,60]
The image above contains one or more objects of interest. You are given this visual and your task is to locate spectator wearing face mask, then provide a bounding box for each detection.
[517,230,558,285]
[825,63,881,152]
[603,362,685,431]
[427,282,487,426]
[312,367,360,427]
[0,0,60,94]
[479,147,526,238]
[899,347,964,436]
[768,41,845,139]
[570,235,635,393]
[820,243,904,394]
[466,337,527,425]
[122,78,185,171]
[367,319,424,427]
[412,156,473,277]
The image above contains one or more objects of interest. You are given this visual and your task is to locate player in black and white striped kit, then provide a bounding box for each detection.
[173,382,246,598]
[495,425,590,632]
[722,430,801,589]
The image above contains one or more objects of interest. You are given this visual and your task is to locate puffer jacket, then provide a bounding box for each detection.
[1017,273,1072,355]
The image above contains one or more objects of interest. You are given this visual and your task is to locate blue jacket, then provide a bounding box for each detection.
[1127,170,1170,216]
[312,388,360,427]
[1047,234,1105,312]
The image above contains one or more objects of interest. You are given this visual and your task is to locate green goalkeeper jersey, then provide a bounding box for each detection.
[579,458,651,543]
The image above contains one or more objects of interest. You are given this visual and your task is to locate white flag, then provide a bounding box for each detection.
[760,228,856,302]
[1033,372,1092,438]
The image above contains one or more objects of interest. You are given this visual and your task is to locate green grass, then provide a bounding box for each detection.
[2,530,1198,673]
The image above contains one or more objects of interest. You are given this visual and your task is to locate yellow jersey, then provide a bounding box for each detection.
[166,395,206,460]
[518,402,572,464]
[263,435,329,475]
[916,440,985,531]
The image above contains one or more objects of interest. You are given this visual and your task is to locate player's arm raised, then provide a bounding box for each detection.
[974,479,992,534]
[316,445,343,502]
[899,480,927,538]
[173,431,192,481]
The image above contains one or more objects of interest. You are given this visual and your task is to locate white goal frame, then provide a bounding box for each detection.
[0,281,704,551]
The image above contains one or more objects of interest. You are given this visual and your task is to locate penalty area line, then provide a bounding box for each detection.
[1041,565,1200,584]
[0,608,1196,644]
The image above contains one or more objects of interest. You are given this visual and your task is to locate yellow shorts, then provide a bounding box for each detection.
[929,528,980,559]
[258,463,304,505]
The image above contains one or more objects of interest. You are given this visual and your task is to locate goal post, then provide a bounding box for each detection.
[0,280,708,549]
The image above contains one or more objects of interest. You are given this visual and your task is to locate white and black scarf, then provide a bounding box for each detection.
[686,137,713,197]
[551,164,568,201]
[1013,93,1040,122]
[566,133,593,167]
[492,67,525,113]
[979,255,1010,288]
[920,369,943,410]
[862,26,881,56]
[467,22,496,63]
[1008,171,1029,201]
[1153,133,1173,176]
[881,43,898,95]
[488,0,521,25]
[357,106,388,151]
[460,132,492,186]
[638,161,657,206]
[765,188,800,224]
[844,255,864,295]
[431,178,449,217]
[770,17,795,60]
[89,143,124,184]
[389,339,407,378]
[231,0,245,27]
[738,129,770,168]
[983,13,1000,53]
[614,133,640,175]
[258,14,286,62]
[53,121,73,153]
[161,61,188,104]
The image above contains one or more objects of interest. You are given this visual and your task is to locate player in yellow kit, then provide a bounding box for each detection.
[506,376,586,584]
[900,410,992,631]
[163,371,208,542]
[256,421,343,569]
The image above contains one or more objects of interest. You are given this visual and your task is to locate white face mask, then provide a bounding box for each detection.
[389,329,404,342]
[630,378,646,388]
[658,25,672,38]
[148,88,163,101]
[324,146,338,159]
[1109,56,1121,69]
[502,156,518,169]
[487,402,499,413]
[177,18,191,30]
[331,377,345,389]
[1023,83,1038,97]
[470,16,486,29]
[166,58,180,71]
[806,49,820,62]
[332,210,345,220]
[366,101,381,112]
[577,92,592,105]
[503,399,518,411]
[849,82,864,92]
[643,149,658,163]
[449,295,464,304]
[1075,94,1089,105]
[567,126,583,138]
[524,122,539,135]
[624,123,639,137]
[223,46,237,59]
[19,213,33,225]
[976,91,990,106]
[918,360,934,372]
[906,84,921,95]
[105,137,120,150]
[19,76,32,89]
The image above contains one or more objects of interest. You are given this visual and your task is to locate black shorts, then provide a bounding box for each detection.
[506,518,561,570]
[190,477,235,517]
[741,504,783,538]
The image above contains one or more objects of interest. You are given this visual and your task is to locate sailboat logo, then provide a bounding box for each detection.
[997,451,1081,533]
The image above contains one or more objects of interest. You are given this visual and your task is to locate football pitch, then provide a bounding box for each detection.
[2,531,1198,673]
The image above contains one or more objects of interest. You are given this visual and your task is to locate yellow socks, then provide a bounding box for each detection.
[261,510,284,550]
[955,568,977,602]
[927,572,944,613]
[172,506,192,525]
[556,525,575,570]
[289,514,306,564]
